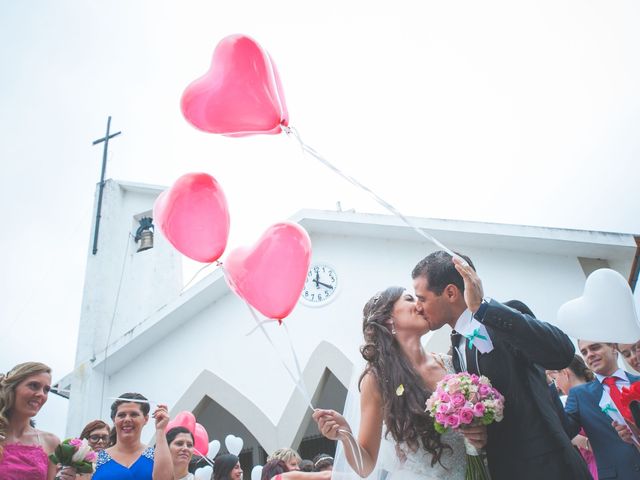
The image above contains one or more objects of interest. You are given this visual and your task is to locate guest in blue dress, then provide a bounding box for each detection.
[93,393,172,480]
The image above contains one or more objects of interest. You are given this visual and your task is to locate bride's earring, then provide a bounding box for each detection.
[391,322,397,335]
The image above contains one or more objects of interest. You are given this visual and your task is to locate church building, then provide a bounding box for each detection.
[55,179,639,469]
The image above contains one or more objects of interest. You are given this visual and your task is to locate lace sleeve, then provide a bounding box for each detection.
[438,354,456,374]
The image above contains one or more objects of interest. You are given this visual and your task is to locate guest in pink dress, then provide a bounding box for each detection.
[0,361,76,480]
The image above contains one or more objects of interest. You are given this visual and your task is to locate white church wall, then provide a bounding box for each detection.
[66,186,637,446]
[75,181,182,367]
[79,230,627,443]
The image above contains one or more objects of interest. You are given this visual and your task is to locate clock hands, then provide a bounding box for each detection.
[316,280,334,290]
[311,270,334,290]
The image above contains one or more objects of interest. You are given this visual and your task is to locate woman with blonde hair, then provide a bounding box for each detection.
[260,459,332,480]
[0,361,75,479]
[267,447,301,471]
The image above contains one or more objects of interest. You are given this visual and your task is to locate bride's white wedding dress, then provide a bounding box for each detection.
[391,429,466,480]
[333,355,466,480]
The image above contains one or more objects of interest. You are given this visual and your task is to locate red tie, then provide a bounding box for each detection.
[603,376,632,422]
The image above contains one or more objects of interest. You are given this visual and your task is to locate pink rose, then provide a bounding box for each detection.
[85,450,97,462]
[470,374,479,384]
[435,413,447,424]
[478,384,491,397]
[69,438,83,448]
[451,393,466,408]
[438,402,451,414]
[447,378,461,393]
[439,392,451,403]
[446,414,461,429]
[473,402,486,417]
[459,407,474,424]
[493,389,504,402]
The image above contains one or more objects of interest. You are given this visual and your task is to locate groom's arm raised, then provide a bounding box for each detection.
[453,258,574,370]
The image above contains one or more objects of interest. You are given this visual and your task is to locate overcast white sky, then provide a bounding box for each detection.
[1,0,639,436]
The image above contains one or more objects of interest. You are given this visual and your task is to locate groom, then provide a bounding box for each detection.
[411,251,591,480]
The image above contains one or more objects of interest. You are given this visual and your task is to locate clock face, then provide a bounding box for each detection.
[301,263,338,306]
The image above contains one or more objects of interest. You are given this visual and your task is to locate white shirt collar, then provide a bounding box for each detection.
[595,368,629,384]
[453,309,473,333]
[452,309,494,355]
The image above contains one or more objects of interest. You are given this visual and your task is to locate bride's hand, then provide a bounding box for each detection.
[313,409,351,441]
[460,424,488,449]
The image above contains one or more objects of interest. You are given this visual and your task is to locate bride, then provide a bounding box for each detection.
[312,287,487,480]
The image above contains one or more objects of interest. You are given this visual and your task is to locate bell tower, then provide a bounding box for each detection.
[65,179,182,435]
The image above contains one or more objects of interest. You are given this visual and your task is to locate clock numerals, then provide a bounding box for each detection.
[302,264,338,305]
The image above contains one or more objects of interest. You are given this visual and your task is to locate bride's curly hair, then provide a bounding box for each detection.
[359,286,450,467]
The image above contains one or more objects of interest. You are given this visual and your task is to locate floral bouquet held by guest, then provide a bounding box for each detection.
[49,438,96,474]
[426,373,504,480]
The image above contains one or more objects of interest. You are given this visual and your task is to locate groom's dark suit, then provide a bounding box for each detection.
[452,299,591,480]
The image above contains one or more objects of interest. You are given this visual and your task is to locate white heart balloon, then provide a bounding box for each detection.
[251,465,263,480]
[208,439,221,460]
[225,434,244,455]
[557,268,640,343]
[195,465,214,480]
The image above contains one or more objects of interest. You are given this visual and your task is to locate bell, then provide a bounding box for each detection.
[137,230,154,252]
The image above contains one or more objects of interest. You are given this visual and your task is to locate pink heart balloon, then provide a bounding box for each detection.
[181,34,289,137]
[154,173,230,263]
[225,222,312,320]
[194,423,209,456]
[166,411,196,434]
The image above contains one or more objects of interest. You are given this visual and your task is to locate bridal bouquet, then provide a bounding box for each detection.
[49,438,96,474]
[425,373,504,480]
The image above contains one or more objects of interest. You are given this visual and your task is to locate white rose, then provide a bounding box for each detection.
[71,439,92,463]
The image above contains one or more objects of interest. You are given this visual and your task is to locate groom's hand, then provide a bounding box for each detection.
[460,424,488,449]
[613,420,635,445]
[453,257,484,313]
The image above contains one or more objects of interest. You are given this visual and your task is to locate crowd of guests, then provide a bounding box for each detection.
[0,361,335,479]
[0,330,639,478]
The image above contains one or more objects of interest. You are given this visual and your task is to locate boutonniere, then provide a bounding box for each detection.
[460,319,494,354]
[464,328,488,350]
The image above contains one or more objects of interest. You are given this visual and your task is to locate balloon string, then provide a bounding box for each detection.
[339,428,364,476]
[193,448,215,467]
[245,319,272,336]
[281,322,313,409]
[282,125,456,257]
[243,302,315,411]
[181,260,223,294]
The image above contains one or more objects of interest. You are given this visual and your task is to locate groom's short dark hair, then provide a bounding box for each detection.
[411,251,474,295]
